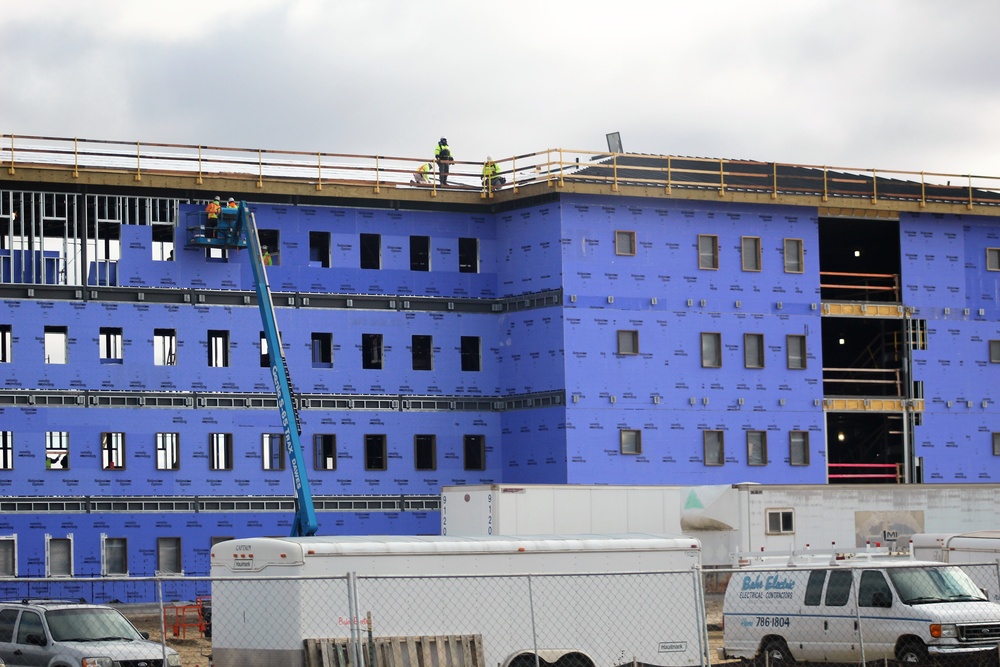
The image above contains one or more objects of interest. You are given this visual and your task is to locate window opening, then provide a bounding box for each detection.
[365,434,387,471]
[620,429,641,455]
[362,333,383,369]
[360,233,381,269]
[744,333,764,368]
[46,431,69,469]
[101,432,125,470]
[617,330,639,355]
[44,326,68,364]
[701,332,722,368]
[414,434,437,470]
[210,433,233,470]
[741,236,761,271]
[208,330,229,367]
[313,434,336,470]
[309,231,331,268]
[704,430,724,465]
[464,434,486,471]
[410,235,430,271]
[461,336,481,371]
[412,335,433,371]
[458,237,479,273]
[312,332,333,368]
[156,433,180,470]
[154,328,177,366]
[698,234,718,270]
[615,231,636,256]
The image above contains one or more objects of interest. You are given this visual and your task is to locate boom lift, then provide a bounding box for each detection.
[187,201,318,536]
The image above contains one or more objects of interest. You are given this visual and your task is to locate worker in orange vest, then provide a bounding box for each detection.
[205,196,222,236]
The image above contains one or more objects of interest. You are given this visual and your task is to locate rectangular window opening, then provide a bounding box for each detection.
[210,433,233,470]
[101,432,125,470]
[704,430,724,466]
[410,235,430,271]
[313,434,337,471]
[156,433,180,470]
[412,335,433,371]
[309,231,331,268]
[784,238,804,273]
[744,333,764,369]
[262,433,285,471]
[103,537,127,576]
[365,434,387,471]
[790,431,810,465]
[157,537,182,575]
[615,230,636,256]
[362,333,384,370]
[747,430,767,466]
[48,537,72,577]
[414,434,437,471]
[987,247,1000,272]
[458,237,479,273]
[461,336,481,372]
[787,334,807,370]
[620,429,641,455]
[208,330,230,368]
[698,234,719,270]
[312,332,334,369]
[741,236,762,272]
[463,434,486,471]
[701,332,722,368]
[99,327,123,364]
[154,328,177,366]
[360,233,381,270]
[617,330,639,355]
[46,431,69,470]
[0,324,11,363]
[44,326,68,365]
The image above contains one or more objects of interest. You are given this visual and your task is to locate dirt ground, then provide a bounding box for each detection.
[130,613,213,667]
[126,594,730,667]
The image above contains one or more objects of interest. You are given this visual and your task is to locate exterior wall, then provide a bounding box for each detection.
[903,212,1000,482]
[560,195,825,484]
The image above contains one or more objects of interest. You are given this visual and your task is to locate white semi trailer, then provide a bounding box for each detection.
[209,534,707,667]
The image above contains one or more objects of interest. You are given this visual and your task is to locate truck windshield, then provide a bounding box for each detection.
[46,608,143,642]
[888,565,988,604]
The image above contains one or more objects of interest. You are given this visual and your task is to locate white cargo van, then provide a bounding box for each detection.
[720,553,1000,665]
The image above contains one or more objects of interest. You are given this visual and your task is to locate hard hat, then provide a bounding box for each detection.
[214,196,220,201]
[440,137,447,144]
[228,198,235,202]
[486,155,493,161]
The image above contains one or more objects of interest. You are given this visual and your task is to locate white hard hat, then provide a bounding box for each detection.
[486,155,493,161]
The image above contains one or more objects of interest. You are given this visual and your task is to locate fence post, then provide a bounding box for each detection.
[527,574,540,667]
[156,576,169,665]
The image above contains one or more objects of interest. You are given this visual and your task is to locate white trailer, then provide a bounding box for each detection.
[209,534,706,667]
[440,484,1000,567]
[910,531,1000,601]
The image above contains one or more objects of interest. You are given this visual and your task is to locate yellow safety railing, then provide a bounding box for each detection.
[3,134,1000,210]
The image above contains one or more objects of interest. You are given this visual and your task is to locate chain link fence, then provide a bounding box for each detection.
[210,569,709,667]
[4,560,1000,667]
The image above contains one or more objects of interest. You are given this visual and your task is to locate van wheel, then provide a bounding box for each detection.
[756,639,791,667]
[897,640,929,665]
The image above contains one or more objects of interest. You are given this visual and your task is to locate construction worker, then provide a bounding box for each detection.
[482,155,505,190]
[205,196,222,237]
[226,197,238,209]
[435,138,452,186]
[412,162,433,184]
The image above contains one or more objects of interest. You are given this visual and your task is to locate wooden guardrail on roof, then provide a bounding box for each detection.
[3,134,1000,211]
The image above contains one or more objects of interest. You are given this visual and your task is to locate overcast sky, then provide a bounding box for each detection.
[3,1,999,177]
